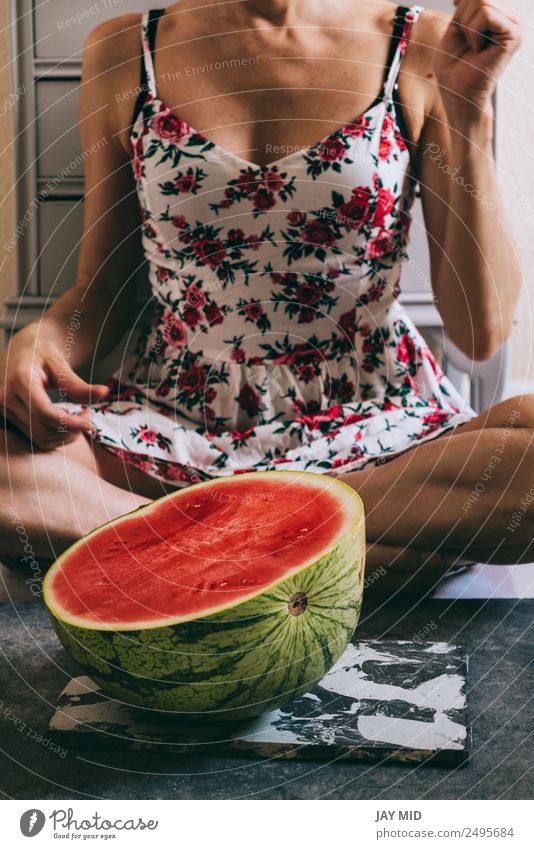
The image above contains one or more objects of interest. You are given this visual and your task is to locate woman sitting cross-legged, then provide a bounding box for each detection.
[0,1,529,597]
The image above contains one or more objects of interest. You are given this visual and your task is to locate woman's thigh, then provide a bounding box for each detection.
[448,393,533,435]
[344,395,534,563]
[70,434,180,500]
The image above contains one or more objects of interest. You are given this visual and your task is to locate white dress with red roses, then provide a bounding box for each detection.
[62,4,475,486]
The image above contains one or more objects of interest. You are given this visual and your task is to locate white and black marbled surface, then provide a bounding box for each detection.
[49,640,469,765]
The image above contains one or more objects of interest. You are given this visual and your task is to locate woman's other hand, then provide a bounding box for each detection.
[0,332,109,450]
[435,0,523,115]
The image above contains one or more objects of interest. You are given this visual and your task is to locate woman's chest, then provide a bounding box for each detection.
[150,17,426,167]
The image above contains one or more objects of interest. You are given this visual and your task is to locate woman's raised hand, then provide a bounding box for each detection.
[435,0,523,113]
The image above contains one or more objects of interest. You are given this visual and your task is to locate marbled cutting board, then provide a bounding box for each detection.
[49,640,470,765]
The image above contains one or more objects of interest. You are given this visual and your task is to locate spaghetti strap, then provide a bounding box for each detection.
[131,9,164,127]
[383,5,423,101]
[141,9,165,97]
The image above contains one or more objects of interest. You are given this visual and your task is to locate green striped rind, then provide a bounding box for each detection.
[47,519,365,719]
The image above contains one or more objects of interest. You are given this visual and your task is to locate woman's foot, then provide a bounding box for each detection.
[364,542,475,600]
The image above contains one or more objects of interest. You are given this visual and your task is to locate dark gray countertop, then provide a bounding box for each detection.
[0,598,532,800]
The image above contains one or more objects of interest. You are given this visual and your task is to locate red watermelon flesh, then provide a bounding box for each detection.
[47,475,346,628]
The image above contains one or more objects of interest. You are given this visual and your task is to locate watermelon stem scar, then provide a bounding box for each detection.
[43,470,366,719]
[288,592,308,616]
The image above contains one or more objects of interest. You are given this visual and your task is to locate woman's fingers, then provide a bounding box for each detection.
[6,354,106,446]
[438,0,523,105]
[45,357,109,404]
[453,0,520,22]
[15,379,91,432]
[452,0,487,52]
[452,1,522,54]
[1,342,105,448]
[2,404,81,450]
[4,367,94,448]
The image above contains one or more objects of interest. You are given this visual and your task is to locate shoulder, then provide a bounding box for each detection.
[82,13,143,80]
[405,6,450,69]
[402,7,451,114]
[80,14,144,150]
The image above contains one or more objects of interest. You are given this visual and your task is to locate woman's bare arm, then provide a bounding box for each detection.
[416,1,522,361]
[0,14,145,447]
[33,14,145,366]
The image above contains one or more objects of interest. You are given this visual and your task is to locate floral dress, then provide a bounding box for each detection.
[63,3,475,486]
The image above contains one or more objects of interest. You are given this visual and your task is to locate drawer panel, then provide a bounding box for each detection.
[38,200,83,295]
[36,80,81,179]
[38,201,150,300]
[33,0,150,60]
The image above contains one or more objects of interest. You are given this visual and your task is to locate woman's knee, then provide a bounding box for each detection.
[1,425,31,458]
[487,394,534,431]
[1,427,92,478]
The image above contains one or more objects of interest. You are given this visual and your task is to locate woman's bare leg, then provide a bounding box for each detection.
[0,428,156,562]
[344,395,534,567]
[4,393,532,597]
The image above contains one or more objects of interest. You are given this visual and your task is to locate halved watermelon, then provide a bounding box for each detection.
[44,471,365,719]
